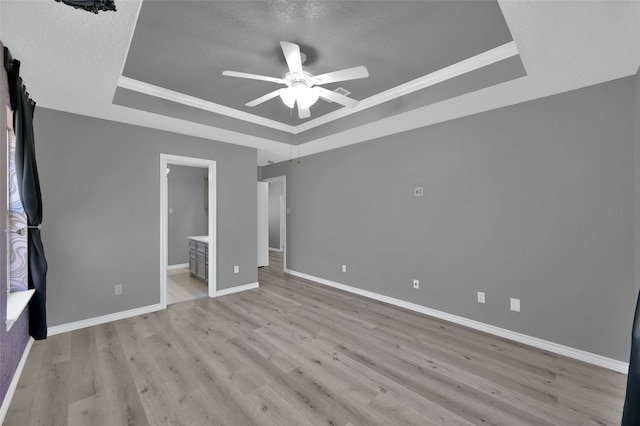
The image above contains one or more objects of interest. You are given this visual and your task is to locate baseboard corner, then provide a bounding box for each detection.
[167,263,189,270]
[216,282,259,297]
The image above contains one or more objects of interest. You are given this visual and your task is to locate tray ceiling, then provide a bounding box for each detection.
[116,0,525,141]
[2,1,639,165]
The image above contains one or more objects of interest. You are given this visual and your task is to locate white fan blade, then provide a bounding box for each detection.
[223,70,285,84]
[312,66,369,85]
[280,42,303,74]
[246,89,283,107]
[297,103,311,119]
[317,87,359,108]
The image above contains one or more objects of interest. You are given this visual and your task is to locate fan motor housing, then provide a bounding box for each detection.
[284,71,313,88]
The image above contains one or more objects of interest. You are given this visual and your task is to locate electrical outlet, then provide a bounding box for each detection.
[114,284,122,295]
[477,292,485,304]
[413,279,419,289]
[342,264,347,273]
[414,187,424,197]
[510,298,521,312]
[234,265,239,274]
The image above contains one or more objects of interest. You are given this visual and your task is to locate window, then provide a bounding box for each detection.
[5,105,33,330]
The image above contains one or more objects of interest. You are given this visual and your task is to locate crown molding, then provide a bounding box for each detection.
[117,41,519,138]
[296,41,519,133]
[117,76,297,134]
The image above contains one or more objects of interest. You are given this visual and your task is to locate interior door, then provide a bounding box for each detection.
[257,182,269,267]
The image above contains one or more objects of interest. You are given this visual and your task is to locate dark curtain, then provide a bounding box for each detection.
[4,47,48,340]
[623,290,640,424]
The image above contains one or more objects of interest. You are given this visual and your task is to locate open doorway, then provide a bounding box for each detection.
[166,164,208,304]
[160,154,216,308]
[263,176,286,271]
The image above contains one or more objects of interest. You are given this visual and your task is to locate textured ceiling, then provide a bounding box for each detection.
[121,1,514,125]
[1,1,639,165]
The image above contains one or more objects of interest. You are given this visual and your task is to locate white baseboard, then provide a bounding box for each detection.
[269,248,283,252]
[47,281,259,335]
[167,263,189,270]
[48,303,164,336]
[284,268,629,374]
[0,337,34,424]
[46,282,260,336]
[216,282,259,297]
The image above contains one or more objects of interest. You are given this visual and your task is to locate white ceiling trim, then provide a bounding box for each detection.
[117,76,297,133]
[296,41,520,133]
[115,0,142,93]
[117,41,518,137]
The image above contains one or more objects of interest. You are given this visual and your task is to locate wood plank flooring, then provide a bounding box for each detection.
[4,252,627,425]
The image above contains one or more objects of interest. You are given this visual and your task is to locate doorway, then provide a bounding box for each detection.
[167,164,208,304]
[160,154,216,308]
[263,176,286,271]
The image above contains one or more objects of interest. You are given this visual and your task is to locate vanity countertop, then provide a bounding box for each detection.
[188,235,208,244]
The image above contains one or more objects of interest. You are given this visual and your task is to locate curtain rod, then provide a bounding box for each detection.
[3,46,35,112]
[3,46,15,74]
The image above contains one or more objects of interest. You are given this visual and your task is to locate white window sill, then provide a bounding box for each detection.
[6,289,35,331]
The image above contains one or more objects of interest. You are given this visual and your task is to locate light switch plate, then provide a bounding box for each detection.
[477,292,485,303]
[510,298,521,312]
[414,187,424,197]
[234,265,239,274]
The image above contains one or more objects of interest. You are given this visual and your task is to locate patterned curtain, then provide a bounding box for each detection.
[4,47,48,340]
[8,130,28,292]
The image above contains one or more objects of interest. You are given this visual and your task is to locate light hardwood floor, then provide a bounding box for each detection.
[4,251,627,425]
[167,267,208,305]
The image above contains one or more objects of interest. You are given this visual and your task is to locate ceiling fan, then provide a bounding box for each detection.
[222,42,369,119]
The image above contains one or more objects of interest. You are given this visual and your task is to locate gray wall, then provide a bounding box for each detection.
[34,108,258,327]
[168,164,208,265]
[263,75,638,362]
[268,180,283,249]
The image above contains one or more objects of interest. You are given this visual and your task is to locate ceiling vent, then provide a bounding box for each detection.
[325,87,351,103]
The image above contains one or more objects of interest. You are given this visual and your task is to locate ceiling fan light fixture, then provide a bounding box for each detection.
[296,86,320,109]
[279,84,320,110]
[224,42,368,118]
[279,87,297,108]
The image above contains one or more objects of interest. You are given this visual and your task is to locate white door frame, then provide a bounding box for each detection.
[160,154,217,308]
[257,182,269,267]
[278,195,285,251]
[262,176,286,270]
